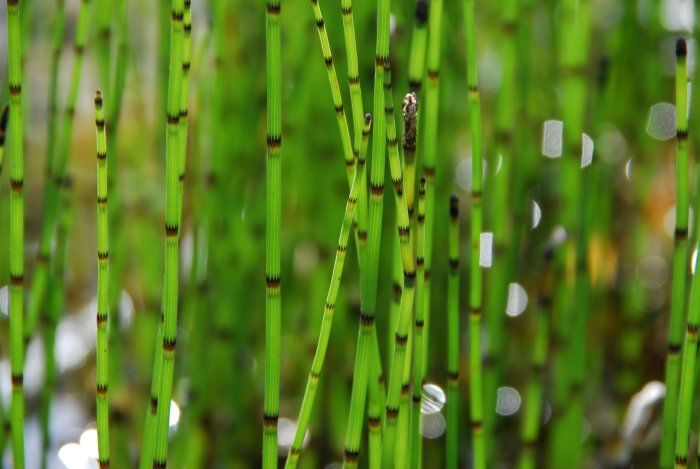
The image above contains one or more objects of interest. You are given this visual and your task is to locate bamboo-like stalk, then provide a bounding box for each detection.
[27,0,91,342]
[46,0,66,177]
[386,85,417,469]
[483,0,518,451]
[517,235,560,469]
[387,0,428,364]
[105,1,130,460]
[561,3,593,463]
[95,0,113,92]
[94,90,111,469]
[343,0,391,464]
[445,193,460,469]
[405,0,428,217]
[676,182,699,467]
[150,0,186,463]
[40,176,71,469]
[381,91,418,468]
[463,0,485,465]
[285,114,372,469]
[34,3,67,461]
[661,36,690,469]
[6,0,25,463]
[0,103,8,459]
[408,0,428,96]
[307,0,355,185]
[421,0,443,398]
[410,179,428,467]
[177,0,192,220]
[339,0,369,270]
[263,0,282,465]
[340,0,363,161]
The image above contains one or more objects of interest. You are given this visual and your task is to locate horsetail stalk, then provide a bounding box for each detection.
[27,0,91,342]
[94,90,111,469]
[308,0,355,185]
[367,333,386,469]
[382,91,418,468]
[560,2,593,462]
[675,182,699,467]
[40,177,71,469]
[463,0,486,463]
[285,115,372,469]
[95,0,113,91]
[483,0,518,448]
[6,0,25,463]
[150,0,186,463]
[340,0,363,159]
[384,69,418,467]
[139,327,163,469]
[263,0,282,464]
[407,0,428,95]
[661,36,690,469]
[410,179,427,467]
[310,0,370,276]
[387,0,428,362]
[421,0,443,392]
[177,0,192,221]
[362,116,384,469]
[343,0,391,463]
[518,235,560,469]
[339,0,370,269]
[446,194,460,469]
[46,0,66,175]
[404,0,428,217]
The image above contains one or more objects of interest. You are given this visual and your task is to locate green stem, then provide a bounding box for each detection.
[27,0,91,344]
[382,89,417,468]
[263,0,282,465]
[343,0,391,464]
[94,90,111,469]
[6,0,25,463]
[661,36,690,469]
[462,0,485,463]
[517,235,560,469]
[285,116,372,469]
[445,193,460,469]
[151,0,186,464]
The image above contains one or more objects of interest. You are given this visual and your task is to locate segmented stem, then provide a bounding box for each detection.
[94,90,111,469]
[518,236,560,469]
[263,0,282,465]
[46,0,66,177]
[661,36,690,469]
[285,116,373,469]
[410,179,427,468]
[405,0,428,217]
[421,0,443,408]
[308,0,355,185]
[40,176,71,469]
[446,194,460,468]
[676,174,698,469]
[151,0,186,464]
[6,0,25,464]
[177,0,192,221]
[343,0,391,464]
[483,0,518,450]
[463,0,485,464]
[382,89,418,468]
[27,0,91,342]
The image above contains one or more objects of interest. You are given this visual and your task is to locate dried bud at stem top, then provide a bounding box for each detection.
[677,37,687,58]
